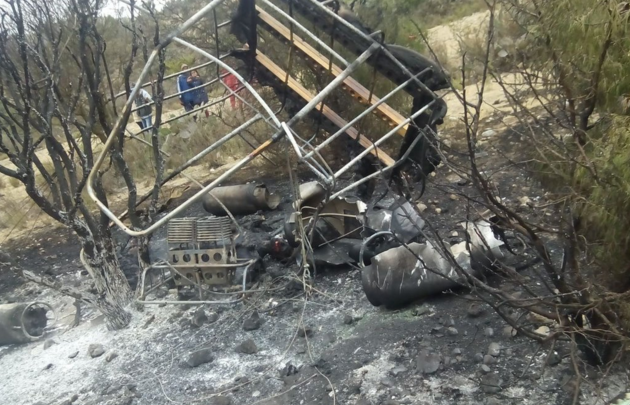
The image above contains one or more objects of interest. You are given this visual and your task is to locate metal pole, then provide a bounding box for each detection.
[329,132,425,199]
[260,0,349,67]
[334,100,436,178]
[303,68,430,159]
[305,0,441,100]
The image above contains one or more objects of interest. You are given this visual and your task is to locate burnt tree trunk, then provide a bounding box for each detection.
[75,222,133,329]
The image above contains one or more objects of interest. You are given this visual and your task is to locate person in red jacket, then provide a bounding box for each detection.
[221,69,241,109]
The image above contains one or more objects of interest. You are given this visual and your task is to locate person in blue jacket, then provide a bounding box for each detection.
[190,70,209,108]
[177,64,195,112]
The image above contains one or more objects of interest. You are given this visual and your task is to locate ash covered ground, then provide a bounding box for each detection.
[1,127,629,405]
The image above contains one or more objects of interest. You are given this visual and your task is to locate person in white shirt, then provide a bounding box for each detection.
[131,85,153,129]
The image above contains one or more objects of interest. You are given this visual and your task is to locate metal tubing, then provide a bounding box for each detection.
[286,42,381,125]
[172,114,262,172]
[91,1,377,236]
[305,0,441,100]
[260,0,349,67]
[173,37,282,127]
[87,7,281,235]
[129,71,230,113]
[334,100,436,178]
[112,60,220,100]
[303,68,430,159]
[281,123,331,183]
[133,90,244,137]
[329,132,425,199]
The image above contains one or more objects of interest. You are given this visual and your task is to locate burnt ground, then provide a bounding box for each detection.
[1,122,629,405]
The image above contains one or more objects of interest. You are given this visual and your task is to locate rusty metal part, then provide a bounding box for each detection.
[284,181,366,248]
[167,216,241,288]
[202,184,281,216]
[0,302,55,346]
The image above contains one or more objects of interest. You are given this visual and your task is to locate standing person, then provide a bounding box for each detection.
[132,105,144,130]
[190,70,210,118]
[131,85,153,130]
[177,64,195,113]
[190,70,209,106]
[221,68,241,109]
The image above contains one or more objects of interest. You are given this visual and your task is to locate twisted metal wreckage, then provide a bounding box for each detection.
[83,0,530,308]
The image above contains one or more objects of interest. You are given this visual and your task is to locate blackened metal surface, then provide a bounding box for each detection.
[202,184,281,216]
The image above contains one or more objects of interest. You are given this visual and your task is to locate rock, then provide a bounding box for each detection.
[467,303,484,318]
[207,312,219,324]
[356,397,373,405]
[480,374,503,394]
[243,311,262,331]
[534,326,550,336]
[518,196,532,207]
[119,397,134,405]
[449,194,458,201]
[488,343,501,357]
[191,307,208,327]
[380,377,395,388]
[381,400,400,405]
[503,326,517,337]
[446,327,458,336]
[481,364,492,374]
[106,352,118,362]
[69,351,79,359]
[416,203,428,213]
[155,287,169,299]
[60,394,79,405]
[184,348,214,368]
[483,355,496,365]
[324,331,337,344]
[252,391,261,398]
[390,365,408,377]
[450,231,459,237]
[297,326,313,337]
[416,351,441,374]
[452,348,462,356]
[280,363,299,377]
[474,353,484,363]
[343,314,354,325]
[547,351,562,366]
[235,339,258,355]
[43,363,53,370]
[88,344,105,358]
[482,129,497,137]
[435,208,442,215]
[484,327,494,337]
[209,396,232,405]
[142,315,156,329]
[43,339,56,350]
[413,305,430,316]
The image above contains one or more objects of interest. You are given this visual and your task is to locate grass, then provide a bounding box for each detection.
[114,109,282,189]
